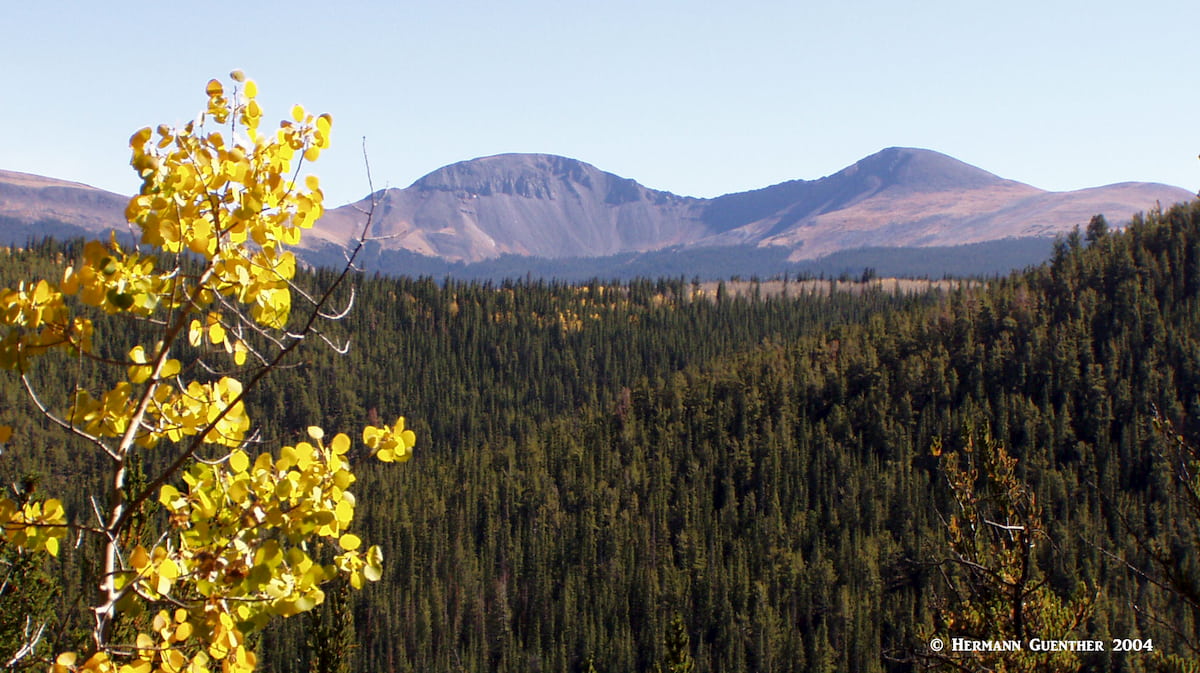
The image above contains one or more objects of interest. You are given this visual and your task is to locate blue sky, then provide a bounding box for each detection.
[4,1,1198,206]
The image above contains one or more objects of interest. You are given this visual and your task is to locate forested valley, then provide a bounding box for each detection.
[3,200,1200,672]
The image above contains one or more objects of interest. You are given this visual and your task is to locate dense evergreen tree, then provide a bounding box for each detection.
[3,197,1200,671]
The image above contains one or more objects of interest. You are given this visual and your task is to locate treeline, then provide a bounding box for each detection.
[2,201,1200,671]
[305,237,1055,283]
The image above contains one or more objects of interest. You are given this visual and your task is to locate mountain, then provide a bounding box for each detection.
[310,153,706,263]
[0,169,128,242]
[692,147,1046,257]
[707,149,1191,260]
[1,149,1193,275]
[316,147,1193,264]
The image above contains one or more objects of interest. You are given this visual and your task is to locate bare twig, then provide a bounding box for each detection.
[18,373,116,460]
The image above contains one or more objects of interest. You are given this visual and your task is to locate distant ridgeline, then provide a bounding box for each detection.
[2,200,1200,672]
[3,213,1058,280]
[0,214,100,248]
[305,236,1058,281]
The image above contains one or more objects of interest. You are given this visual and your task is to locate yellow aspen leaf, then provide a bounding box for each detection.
[335,499,353,525]
[278,445,298,470]
[291,104,304,122]
[245,80,258,98]
[333,469,354,490]
[188,319,203,347]
[307,426,324,441]
[135,632,155,651]
[131,545,150,572]
[208,320,226,346]
[205,79,224,97]
[363,545,383,582]
[42,499,64,523]
[187,227,213,256]
[279,224,302,246]
[304,146,320,162]
[160,358,181,379]
[128,345,152,383]
[330,433,350,455]
[339,533,361,551]
[362,426,380,447]
[228,477,249,504]
[159,557,179,581]
[230,69,246,83]
[60,266,80,295]
[130,127,153,148]
[229,449,249,474]
[152,610,169,635]
[122,660,152,673]
[159,484,184,510]
[45,536,59,556]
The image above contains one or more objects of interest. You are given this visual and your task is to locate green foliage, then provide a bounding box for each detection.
[919,430,1092,672]
[654,615,695,673]
[6,197,1200,671]
[0,481,60,670]
[1154,654,1200,673]
[305,573,354,673]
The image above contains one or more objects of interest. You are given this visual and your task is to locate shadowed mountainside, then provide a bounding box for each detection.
[2,149,1193,271]
[0,169,129,242]
[314,148,1192,263]
[310,154,705,262]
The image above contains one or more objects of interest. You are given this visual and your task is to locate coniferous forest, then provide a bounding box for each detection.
[3,200,1200,672]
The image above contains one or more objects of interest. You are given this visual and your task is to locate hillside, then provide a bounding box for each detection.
[303,201,1200,672]
[2,149,1191,277]
[0,169,128,243]
[309,154,706,261]
[315,147,1193,264]
[4,203,1200,671]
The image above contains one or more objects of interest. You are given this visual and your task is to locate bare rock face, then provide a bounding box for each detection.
[316,154,708,262]
[2,149,1194,267]
[316,148,1192,264]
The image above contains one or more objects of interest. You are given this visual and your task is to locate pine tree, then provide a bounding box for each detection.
[654,614,694,673]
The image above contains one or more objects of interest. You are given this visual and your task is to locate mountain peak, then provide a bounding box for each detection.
[838,147,1016,194]
[411,153,602,198]
[3,149,1192,270]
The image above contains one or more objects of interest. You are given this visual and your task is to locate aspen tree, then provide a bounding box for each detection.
[0,72,413,673]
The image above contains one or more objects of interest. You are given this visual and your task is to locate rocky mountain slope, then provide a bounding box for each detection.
[308,154,706,262]
[2,149,1193,268]
[314,148,1193,262]
[0,169,129,242]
